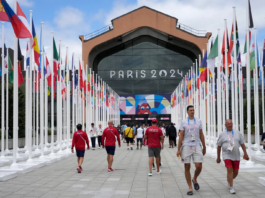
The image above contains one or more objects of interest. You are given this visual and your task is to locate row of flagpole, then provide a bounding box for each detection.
[0,0,120,170]
[171,0,265,165]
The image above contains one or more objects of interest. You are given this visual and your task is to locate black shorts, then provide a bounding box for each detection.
[126,137,134,143]
[76,150,85,158]
[105,146,116,155]
[137,138,143,143]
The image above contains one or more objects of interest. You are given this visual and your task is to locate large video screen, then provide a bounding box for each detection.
[120,94,171,115]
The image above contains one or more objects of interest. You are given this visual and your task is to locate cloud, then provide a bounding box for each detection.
[7,0,34,7]
[54,6,85,29]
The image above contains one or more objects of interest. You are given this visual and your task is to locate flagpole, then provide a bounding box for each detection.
[11,0,18,167]
[66,48,71,152]
[1,22,5,159]
[254,28,261,153]
[72,53,75,139]
[50,32,55,156]
[224,19,229,120]
[44,52,49,151]
[217,29,222,136]
[246,0,253,163]
[39,22,45,159]
[5,47,9,153]
[233,7,239,130]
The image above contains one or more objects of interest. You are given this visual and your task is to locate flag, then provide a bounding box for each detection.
[46,56,52,87]
[53,38,59,77]
[3,43,8,74]
[32,18,40,67]
[79,60,84,90]
[0,1,9,21]
[18,40,24,87]
[243,31,251,54]
[207,37,218,76]
[250,41,259,71]
[61,76,66,100]
[8,53,13,83]
[1,0,31,38]
[248,0,254,28]
[199,50,207,83]
[221,29,232,69]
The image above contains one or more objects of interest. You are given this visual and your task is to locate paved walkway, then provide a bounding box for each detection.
[1,140,265,198]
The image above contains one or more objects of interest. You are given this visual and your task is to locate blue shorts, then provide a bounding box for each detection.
[76,150,85,158]
[105,146,116,155]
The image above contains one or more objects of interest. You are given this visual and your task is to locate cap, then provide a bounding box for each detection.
[151,118,158,123]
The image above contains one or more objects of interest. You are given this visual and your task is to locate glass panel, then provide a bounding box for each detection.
[97,35,195,94]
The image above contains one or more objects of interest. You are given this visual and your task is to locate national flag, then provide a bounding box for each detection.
[207,37,218,77]
[46,56,52,87]
[53,38,59,77]
[0,1,9,21]
[17,2,32,42]
[3,43,8,74]
[199,50,208,83]
[61,76,66,100]
[250,41,259,71]
[8,53,13,83]
[32,18,40,67]
[221,29,232,70]
[248,0,254,28]
[26,42,30,71]
[1,0,32,38]
[18,40,24,87]
[79,60,84,89]
[243,31,251,54]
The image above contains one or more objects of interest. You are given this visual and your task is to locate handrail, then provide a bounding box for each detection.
[83,22,206,41]
[84,24,113,41]
[176,22,206,37]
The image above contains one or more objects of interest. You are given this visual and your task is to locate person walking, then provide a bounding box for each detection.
[89,123,98,150]
[71,124,90,173]
[144,118,164,176]
[177,105,206,196]
[216,119,249,194]
[98,124,103,149]
[136,125,144,150]
[168,123,177,148]
[102,120,121,172]
[123,124,135,150]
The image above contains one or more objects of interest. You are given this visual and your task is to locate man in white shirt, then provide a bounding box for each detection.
[89,123,98,150]
[136,125,144,150]
[177,105,206,196]
[216,119,249,194]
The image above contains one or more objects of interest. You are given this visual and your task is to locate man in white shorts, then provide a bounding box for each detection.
[177,105,206,196]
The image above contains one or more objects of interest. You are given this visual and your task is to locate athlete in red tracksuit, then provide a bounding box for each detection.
[102,120,121,172]
[71,124,89,173]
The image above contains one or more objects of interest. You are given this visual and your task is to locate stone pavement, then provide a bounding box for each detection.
[1,140,265,198]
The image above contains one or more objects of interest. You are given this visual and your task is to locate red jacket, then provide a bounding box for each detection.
[71,130,89,150]
[102,126,121,147]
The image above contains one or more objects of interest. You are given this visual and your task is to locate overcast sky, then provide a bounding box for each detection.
[1,0,264,69]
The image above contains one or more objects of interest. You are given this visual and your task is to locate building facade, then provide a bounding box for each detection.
[79,6,212,125]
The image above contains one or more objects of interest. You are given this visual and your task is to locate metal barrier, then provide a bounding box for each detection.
[84,24,113,41]
[176,22,206,37]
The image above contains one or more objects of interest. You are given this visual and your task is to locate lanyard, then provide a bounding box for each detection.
[226,130,234,144]
[187,118,196,132]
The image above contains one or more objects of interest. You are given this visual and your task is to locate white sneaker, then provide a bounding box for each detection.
[157,169,162,174]
[148,172,152,176]
[229,186,236,194]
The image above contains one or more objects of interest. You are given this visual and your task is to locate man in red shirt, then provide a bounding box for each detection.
[144,119,164,176]
[102,120,121,172]
[71,124,90,173]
